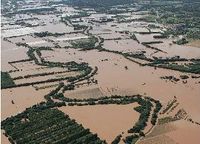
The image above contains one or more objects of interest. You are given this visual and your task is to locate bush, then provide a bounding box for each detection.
[1,72,15,89]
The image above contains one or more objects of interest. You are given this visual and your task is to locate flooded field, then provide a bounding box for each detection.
[151,40,200,59]
[1,41,28,71]
[41,48,200,121]
[1,86,53,120]
[59,103,139,143]
[103,39,147,53]
[1,1,200,144]
[14,71,80,85]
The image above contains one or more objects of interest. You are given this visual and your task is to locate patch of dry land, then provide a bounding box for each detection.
[59,103,139,143]
[64,85,105,99]
[137,120,200,144]
[187,40,200,48]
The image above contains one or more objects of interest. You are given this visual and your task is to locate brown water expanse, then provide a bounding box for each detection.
[1,86,54,120]
[42,48,200,122]
[59,103,139,143]
[1,6,200,143]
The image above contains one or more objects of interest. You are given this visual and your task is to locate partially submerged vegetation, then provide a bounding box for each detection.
[1,108,105,144]
[67,0,134,8]
[34,31,65,37]
[1,72,15,89]
[147,60,200,74]
[70,36,98,50]
[1,0,200,144]
[1,92,162,144]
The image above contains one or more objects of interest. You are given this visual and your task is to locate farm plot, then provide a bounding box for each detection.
[64,86,104,99]
[1,108,104,144]
[59,103,139,143]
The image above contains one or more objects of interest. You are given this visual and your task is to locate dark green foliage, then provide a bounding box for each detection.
[160,76,180,82]
[16,42,29,47]
[8,59,32,64]
[44,82,65,102]
[34,31,65,37]
[130,34,140,43]
[67,0,134,8]
[154,61,200,74]
[139,131,145,137]
[141,1,200,39]
[111,134,122,144]
[187,29,200,39]
[1,72,15,89]
[139,15,157,23]
[70,36,98,50]
[62,84,75,91]
[124,134,139,144]
[1,109,105,144]
[64,11,90,19]
[141,41,163,45]
[1,90,161,144]
[51,93,161,143]
[173,38,188,45]
[7,42,96,89]
[151,101,162,125]
[153,34,168,39]
[180,75,189,79]
[73,24,88,30]
[27,48,39,64]
[13,70,71,80]
[17,7,55,14]
[129,100,152,133]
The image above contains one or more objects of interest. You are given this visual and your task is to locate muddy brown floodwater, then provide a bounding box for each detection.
[42,48,200,123]
[1,86,54,120]
[59,103,139,143]
[1,5,200,144]
[1,40,28,71]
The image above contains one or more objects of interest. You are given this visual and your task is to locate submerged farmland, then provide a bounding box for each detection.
[1,0,200,144]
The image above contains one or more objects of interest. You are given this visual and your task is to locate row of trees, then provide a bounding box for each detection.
[1,108,105,144]
[8,59,32,64]
[50,92,162,144]
[6,42,97,89]
[34,31,65,37]
[128,100,152,134]
[67,0,134,8]
[13,70,71,80]
[148,61,200,74]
